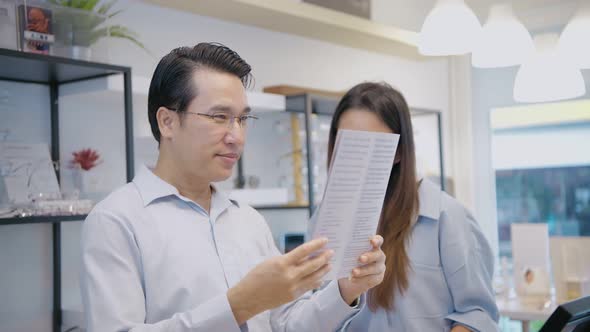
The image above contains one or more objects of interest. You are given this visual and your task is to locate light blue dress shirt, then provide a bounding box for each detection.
[81,166,362,332]
[344,179,499,332]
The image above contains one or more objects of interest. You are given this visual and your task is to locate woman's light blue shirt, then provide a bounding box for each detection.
[345,179,499,332]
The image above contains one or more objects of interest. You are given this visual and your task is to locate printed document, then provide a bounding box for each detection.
[309,129,399,280]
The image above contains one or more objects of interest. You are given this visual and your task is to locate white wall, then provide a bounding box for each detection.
[0,1,451,331]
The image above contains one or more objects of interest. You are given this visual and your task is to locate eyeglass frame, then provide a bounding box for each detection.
[166,107,258,129]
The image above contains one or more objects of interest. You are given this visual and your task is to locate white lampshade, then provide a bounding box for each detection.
[472,4,534,68]
[418,0,482,56]
[559,3,590,69]
[514,34,586,103]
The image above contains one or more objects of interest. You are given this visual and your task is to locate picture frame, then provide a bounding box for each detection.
[17,3,54,54]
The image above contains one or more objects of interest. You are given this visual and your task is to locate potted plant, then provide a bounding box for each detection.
[69,148,102,197]
[48,0,146,61]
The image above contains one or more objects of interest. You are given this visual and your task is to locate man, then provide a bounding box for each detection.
[81,43,386,331]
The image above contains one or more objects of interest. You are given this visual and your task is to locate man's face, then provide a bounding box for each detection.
[165,69,249,183]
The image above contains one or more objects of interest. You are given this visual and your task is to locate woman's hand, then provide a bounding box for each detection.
[337,235,386,305]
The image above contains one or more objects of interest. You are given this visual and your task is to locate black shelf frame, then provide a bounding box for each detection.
[0,47,134,332]
[0,215,87,225]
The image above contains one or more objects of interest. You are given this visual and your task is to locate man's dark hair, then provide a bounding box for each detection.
[147,42,253,143]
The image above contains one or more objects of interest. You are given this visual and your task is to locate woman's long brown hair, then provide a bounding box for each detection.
[327,82,419,311]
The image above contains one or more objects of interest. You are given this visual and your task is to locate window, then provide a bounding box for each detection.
[491,100,590,258]
[496,166,590,258]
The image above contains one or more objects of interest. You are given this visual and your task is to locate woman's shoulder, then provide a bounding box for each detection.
[434,186,490,255]
[418,179,472,222]
[417,179,480,240]
[440,191,473,221]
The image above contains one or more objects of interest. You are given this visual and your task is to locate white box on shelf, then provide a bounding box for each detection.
[229,188,288,206]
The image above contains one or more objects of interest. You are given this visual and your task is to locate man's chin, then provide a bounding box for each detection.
[210,169,234,184]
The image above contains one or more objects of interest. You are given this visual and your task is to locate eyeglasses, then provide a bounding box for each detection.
[169,108,258,129]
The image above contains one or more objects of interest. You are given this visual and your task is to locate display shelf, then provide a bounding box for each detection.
[0,47,133,332]
[0,48,127,85]
[0,215,87,226]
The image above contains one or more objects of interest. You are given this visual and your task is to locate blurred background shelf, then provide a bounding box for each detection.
[58,74,286,113]
[0,48,126,84]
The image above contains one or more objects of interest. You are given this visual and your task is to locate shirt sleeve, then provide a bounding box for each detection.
[270,280,365,332]
[439,202,500,332]
[81,209,242,332]
[257,221,364,332]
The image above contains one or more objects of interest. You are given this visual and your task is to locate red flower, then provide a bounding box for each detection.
[70,148,102,171]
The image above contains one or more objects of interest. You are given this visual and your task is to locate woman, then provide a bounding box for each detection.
[330,82,499,331]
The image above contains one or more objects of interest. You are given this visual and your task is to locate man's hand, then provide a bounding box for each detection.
[337,235,386,305]
[227,238,333,324]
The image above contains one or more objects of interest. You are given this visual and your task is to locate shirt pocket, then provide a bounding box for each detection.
[401,262,452,319]
[407,220,441,267]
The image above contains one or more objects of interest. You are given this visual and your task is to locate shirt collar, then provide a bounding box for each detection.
[133,165,239,211]
[210,183,240,220]
[133,165,177,206]
[416,178,442,221]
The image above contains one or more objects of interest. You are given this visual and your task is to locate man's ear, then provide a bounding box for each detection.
[157,107,177,140]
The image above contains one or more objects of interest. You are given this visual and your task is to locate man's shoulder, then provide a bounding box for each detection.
[82,183,144,241]
[89,182,143,219]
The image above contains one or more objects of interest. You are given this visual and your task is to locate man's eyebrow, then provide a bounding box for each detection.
[208,105,232,113]
[208,105,252,114]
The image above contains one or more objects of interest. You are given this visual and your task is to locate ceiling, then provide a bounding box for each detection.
[470,0,580,30]
[144,0,583,59]
[371,0,581,33]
